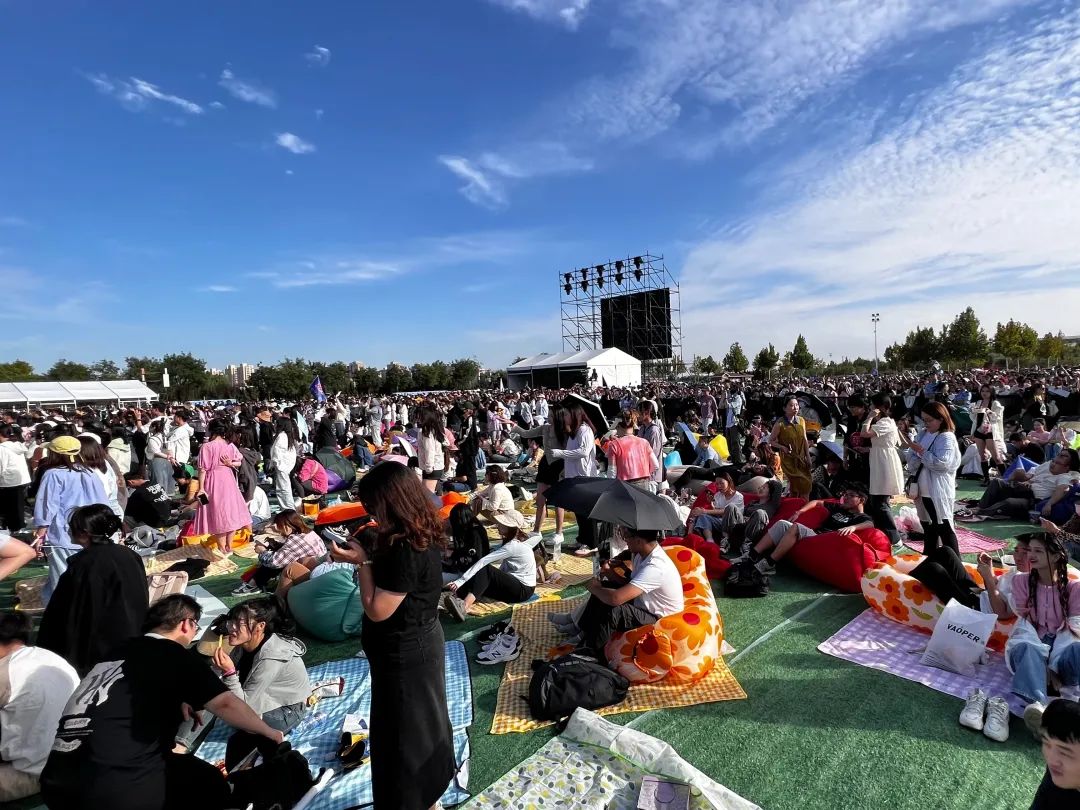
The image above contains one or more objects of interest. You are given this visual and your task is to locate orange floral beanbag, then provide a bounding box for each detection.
[604,547,723,685]
[861,554,1018,652]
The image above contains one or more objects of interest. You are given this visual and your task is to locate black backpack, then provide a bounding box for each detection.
[723,559,770,598]
[226,741,317,810]
[528,650,629,721]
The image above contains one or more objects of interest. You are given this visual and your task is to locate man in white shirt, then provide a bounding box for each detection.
[975,449,1079,519]
[164,410,194,466]
[0,612,79,801]
[555,529,683,650]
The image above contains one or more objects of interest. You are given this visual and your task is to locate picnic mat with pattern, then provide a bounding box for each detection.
[143,544,238,577]
[197,641,474,809]
[491,597,746,734]
[904,527,1007,554]
[467,553,595,618]
[483,510,575,541]
[817,608,1025,714]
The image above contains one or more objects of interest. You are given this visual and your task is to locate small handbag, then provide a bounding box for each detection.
[905,434,939,500]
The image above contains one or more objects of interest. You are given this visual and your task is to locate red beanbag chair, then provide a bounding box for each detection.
[662,533,731,581]
[767,498,892,593]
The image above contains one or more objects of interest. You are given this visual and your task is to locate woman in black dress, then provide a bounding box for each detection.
[329,462,454,809]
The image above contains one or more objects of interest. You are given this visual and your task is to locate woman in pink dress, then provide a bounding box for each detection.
[191,418,251,555]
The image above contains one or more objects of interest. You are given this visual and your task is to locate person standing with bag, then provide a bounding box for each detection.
[327,463,454,810]
[856,393,905,549]
[902,401,962,556]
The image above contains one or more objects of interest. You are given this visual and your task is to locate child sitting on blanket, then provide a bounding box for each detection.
[442,510,548,621]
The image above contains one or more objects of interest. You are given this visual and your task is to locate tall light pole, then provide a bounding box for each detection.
[871,313,880,374]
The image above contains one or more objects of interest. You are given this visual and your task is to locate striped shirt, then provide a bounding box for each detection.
[602,435,660,481]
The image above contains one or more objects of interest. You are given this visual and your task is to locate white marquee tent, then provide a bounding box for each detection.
[0,380,158,408]
[506,348,642,391]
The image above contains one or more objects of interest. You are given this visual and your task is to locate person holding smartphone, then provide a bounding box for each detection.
[189,419,250,557]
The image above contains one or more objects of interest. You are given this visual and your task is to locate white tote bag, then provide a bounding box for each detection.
[920,599,997,676]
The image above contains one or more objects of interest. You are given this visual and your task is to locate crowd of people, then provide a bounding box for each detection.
[0,363,1078,807]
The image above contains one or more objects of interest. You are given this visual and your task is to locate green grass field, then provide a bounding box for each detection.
[2,480,1050,809]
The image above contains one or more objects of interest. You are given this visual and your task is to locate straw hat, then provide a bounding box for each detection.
[47,435,82,458]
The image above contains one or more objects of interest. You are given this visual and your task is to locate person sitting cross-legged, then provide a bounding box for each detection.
[233,509,325,596]
[736,482,872,575]
[552,528,684,652]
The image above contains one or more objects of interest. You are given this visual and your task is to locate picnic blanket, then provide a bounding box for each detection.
[471,708,760,809]
[197,641,474,809]
[491,597,746,734]
[904,527,1006,554]
[186,583,229,636]
[817,609,1024,714]
[466,553,595,618]
[483,510,574,542]
[144,543,238,578]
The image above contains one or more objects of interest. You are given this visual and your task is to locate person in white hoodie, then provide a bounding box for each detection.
[270,416,299,511]
[0,612,80,801]
[0,426,31,532]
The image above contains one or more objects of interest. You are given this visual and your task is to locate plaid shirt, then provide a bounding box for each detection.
[260,530,326,569]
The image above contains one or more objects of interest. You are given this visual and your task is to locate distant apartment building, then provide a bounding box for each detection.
[209,368,224,376]
[225,363,256,388]
[348,361,366,374]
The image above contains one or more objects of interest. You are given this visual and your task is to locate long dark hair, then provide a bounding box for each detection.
[978,384,997,405]
[355,461,447,552]
[274,416,297,450]
[1026,532,1070,624]
[68,503,122,545]
[77,437,108,473]
[226,595,295,640]
[417,403,445,439]
[207,418,230,439]
[555,402,592,444]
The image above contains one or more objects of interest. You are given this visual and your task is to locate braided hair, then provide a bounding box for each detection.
[1027,532,1071,624]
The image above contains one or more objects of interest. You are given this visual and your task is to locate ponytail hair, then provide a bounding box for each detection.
[68,503,123,545]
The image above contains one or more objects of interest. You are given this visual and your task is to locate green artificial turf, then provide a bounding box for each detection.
[3,482,1050,810]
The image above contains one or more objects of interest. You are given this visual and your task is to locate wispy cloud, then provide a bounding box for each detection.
[250,230,550,288]
[487,0,591,30]
[86,73,204,115]
[439,142,593,207]
[304,45,332,67]
[0,216,30,227]
[275,132,316,154]
[200,285,237,293]
[209,101,225,111]
[677,8,1080,360]
[218,68,277,108]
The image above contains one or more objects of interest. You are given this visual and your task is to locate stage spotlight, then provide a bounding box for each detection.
[597,275,604,288]
[633,256,643,268]
[595,264,604,275]
[564,272,571,284]
[634,268,643,281]
[580,279,588,292]
[614,271,623,284]
[615,260,624,271]
[580,268,589,280]
[564,282,572,295]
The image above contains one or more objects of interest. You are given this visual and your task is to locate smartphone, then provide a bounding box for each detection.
[197,492,210,505]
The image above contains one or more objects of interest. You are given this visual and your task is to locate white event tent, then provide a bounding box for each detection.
[0,380,159,408]
[506,348,642,391]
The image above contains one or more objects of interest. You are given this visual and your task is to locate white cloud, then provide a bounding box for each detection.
[677,9,1080,360]
[200,285,237,293]
[86,73,204,115]
[209,101,225,110]
[0,216,29,227]
[218,68,277,108]
[439,143,593,207]
[275,132,316,154]
[315,108,324,120]
[304,45,332,67]
[487,0,591,30]
[285,169,294,176]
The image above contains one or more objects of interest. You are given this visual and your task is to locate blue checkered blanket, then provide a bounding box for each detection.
[196,640,473,808]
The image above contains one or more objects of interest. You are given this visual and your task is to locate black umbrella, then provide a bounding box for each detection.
[543,476,683,531]
[563,393,610,434]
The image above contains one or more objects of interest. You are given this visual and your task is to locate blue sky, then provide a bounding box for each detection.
[3,0,1079,373]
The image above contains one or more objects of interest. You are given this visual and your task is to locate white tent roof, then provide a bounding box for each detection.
[508,348,640,371]
[0,380,158,405]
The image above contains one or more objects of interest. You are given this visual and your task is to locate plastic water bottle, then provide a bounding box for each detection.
[552,535,562,561]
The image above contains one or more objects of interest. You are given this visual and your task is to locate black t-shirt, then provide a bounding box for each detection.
[1029,770,1079,809]
[42,636,227,794]
[821,502,872,533]
[124,482,172,526]
[361,539,443,651]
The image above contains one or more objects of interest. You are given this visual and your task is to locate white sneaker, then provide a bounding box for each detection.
[1023,701,1046,739]
[476,632,522,665]
[549,532,564,548]
[959,688,987,731]
[983,696,1010,742]
[481,627,519,651]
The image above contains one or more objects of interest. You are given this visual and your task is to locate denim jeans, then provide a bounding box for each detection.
[43,546,81,605]
[1008,636,1080,705]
